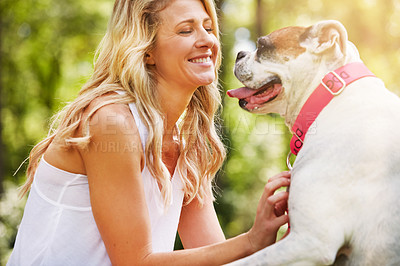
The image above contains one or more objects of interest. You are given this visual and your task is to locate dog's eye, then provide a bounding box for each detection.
[257,38,265,48]
[256,37,275,60]
[257,37,274,51]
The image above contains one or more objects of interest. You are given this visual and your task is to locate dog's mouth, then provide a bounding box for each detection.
[227,77,283,110]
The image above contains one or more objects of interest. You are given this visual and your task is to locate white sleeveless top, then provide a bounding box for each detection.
[8,102,185,266]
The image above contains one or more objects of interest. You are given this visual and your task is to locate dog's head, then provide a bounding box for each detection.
[228,20,361,121]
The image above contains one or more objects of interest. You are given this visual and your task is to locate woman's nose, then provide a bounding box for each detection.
[195,28,215,48]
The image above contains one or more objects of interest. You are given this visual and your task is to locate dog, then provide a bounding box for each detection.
[227,20,400,265]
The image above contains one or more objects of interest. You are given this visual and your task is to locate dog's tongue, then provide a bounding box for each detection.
[226,87,257,99]
[227,84,282,104]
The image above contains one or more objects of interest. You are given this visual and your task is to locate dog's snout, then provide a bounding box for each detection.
[236,51,248,62]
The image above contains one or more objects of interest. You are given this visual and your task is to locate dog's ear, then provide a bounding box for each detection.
[305,20,348,56]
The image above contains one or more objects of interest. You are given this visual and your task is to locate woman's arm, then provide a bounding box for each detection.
[80,103,290,266]
[178,194,226,249]
[80,103,152,264]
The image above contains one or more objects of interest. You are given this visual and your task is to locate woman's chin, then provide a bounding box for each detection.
[194,73,216,87]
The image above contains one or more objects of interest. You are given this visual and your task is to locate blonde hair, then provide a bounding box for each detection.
[21,0,225,207]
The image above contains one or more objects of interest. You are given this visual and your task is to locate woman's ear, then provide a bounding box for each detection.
[146,53,155,66]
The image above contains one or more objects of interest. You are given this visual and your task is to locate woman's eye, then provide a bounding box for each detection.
[178,26,213,35]
[179,28,193,34]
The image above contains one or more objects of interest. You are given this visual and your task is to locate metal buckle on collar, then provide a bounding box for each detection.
[321,71,346,96]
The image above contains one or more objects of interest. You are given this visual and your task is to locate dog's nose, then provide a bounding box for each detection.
[236,51,247,62]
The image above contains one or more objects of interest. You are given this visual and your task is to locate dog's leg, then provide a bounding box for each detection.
[227,232,342,266]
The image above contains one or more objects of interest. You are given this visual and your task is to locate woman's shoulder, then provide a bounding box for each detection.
[80,93,144,169]
[87,93,136,129]
[44,93,140,176]
[84,93,141,147]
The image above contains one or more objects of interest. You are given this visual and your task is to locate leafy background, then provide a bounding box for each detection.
[1,0,399,263]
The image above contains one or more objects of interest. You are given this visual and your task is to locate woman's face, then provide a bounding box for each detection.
[148,0,219,92]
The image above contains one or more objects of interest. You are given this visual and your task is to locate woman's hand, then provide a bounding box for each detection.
[246,171,291,253]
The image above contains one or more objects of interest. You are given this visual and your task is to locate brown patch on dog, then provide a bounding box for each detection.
[267,26,308,58]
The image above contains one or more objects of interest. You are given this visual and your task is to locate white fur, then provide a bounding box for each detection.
[229,20,400,265]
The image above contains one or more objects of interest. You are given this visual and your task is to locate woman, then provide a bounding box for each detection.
[8,0,290,265]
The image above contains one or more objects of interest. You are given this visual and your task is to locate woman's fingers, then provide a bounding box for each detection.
[274,214,289,227]
[267,191,289,207]
[256,173,290,220]
[266,172,290,218]
[257,171,291,220]
[267,171,291,183]
[248,172,291,251]
[267,192,289,219]
[274,199,288,217]
[261,176,290,202]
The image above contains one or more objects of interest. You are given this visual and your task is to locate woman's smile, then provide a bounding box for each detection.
[188,54,212,64]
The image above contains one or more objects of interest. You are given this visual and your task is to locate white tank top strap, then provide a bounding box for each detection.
[127,102,148,150]
[114,90,148,150]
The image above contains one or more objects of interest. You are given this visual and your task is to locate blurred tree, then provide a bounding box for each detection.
[256,0,265,37]
[0,0,111,262]
[0,6,4,196]
[1,0,111,187]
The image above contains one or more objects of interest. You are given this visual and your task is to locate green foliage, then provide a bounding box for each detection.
[1,0,111,183]
[0,0,111,262]
[1,0,400,263]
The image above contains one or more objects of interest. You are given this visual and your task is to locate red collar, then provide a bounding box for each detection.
[288,62,376,160]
